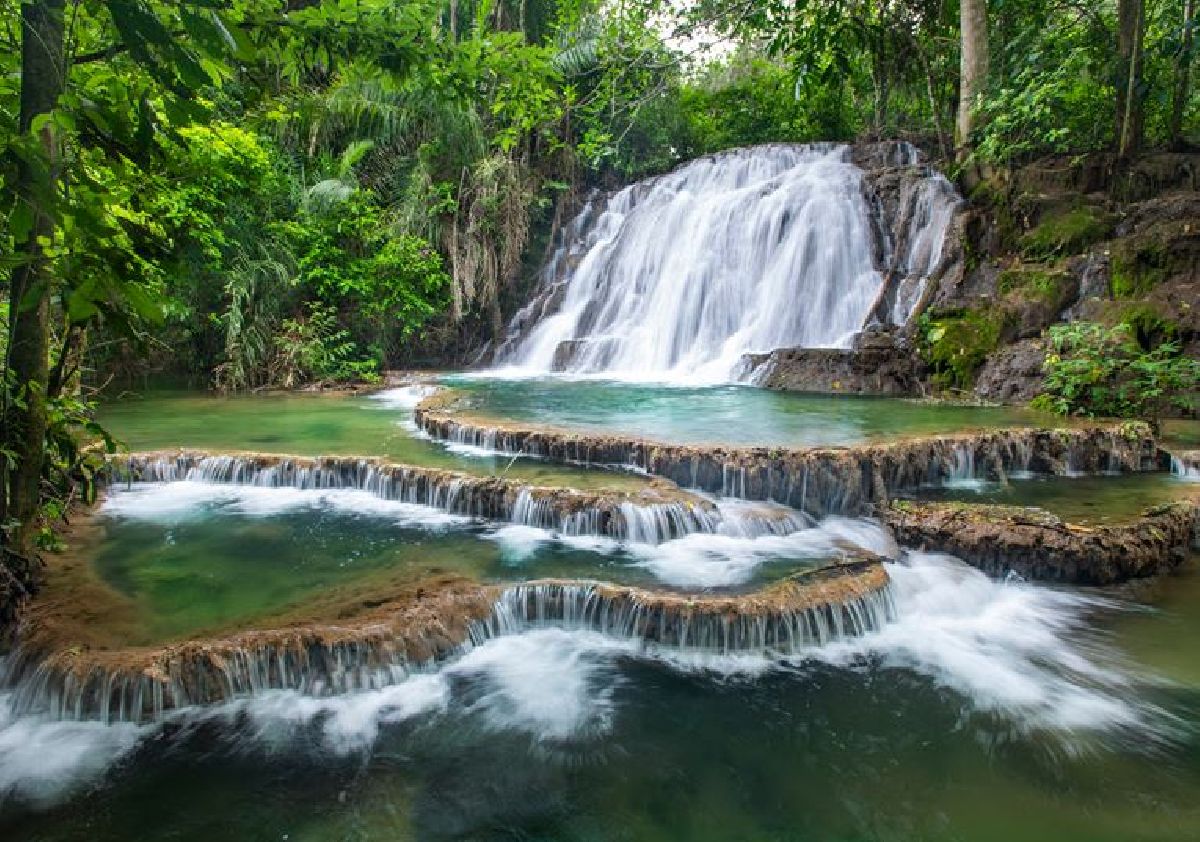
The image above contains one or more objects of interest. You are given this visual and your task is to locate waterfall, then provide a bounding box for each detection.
[113,453,819,545]
[496,142,960,381]
[1170,452,1200,481]
[471,573,896,655]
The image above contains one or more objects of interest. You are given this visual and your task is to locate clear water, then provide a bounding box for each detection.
[68,483,874,644]
[907,472,1199,524]
[443,376,1055,447]
[4,555,1198,840]
[97,389,650,492]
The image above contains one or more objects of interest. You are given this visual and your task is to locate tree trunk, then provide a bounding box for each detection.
[1170,0,1196,149]
[3,0,65,551]
[956,0,988,161]
[1117,0,1146,158]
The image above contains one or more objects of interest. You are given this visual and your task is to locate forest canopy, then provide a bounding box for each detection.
[1,0,1197,550]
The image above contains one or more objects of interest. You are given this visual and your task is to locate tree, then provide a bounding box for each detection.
[1170,0,1195,149]
[3,0,66,551]
[1117,0,1146,158]
[957,0,988,160]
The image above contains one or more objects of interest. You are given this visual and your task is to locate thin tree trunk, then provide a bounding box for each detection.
[1170,0,1196,148]
[1117,0,1146,158]
[449,0,457,39]
[3,0,65,551]
[956,0,988,161]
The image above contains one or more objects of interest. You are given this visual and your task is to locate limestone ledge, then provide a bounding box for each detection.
[415,392,1163,517]
[6,560,892,722]
[884,498,1200,584]
[110,449,716,542]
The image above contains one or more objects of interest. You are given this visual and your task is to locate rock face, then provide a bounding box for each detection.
[973,338,1048,404]
[742,334,924,395]
[884,499,1200,584]
[416,394,1162,517]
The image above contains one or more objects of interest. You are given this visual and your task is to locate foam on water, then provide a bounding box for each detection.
[0,688,148,809]
[0,554,1179,810]
[101,481,472,530]
[368,384,440,411]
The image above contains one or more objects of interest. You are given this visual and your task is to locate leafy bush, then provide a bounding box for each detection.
[1034,322,1200,420]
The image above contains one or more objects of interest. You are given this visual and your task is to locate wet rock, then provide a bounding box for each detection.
[112,450,720,545]
[883,498,1199,584]
[742,342,924,396]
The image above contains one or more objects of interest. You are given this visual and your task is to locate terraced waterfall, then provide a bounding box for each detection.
[3,151,1200,841]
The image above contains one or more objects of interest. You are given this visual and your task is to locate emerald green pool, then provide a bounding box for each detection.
[905,471,1199,524]
[81,482,862,643]
[444,376,1057,446]
[97,389,649,492]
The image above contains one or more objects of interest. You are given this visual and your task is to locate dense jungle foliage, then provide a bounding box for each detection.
[1,0,1198,553]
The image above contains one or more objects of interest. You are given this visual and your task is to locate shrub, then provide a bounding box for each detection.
[1033,322,1199,421]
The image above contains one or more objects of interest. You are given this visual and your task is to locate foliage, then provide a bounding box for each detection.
[1034,322,1200,420]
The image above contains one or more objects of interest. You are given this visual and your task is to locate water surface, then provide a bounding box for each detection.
[445,376,1055,447]
[4,555,1198,841]
[906,472,1199,524]
[97,389,648,491]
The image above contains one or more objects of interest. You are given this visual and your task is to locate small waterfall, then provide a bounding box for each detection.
[496,143,960,381]
[1170,452,1200,481]
[471,569,895,655]
[114,453,818,545]
[6,563,894,722]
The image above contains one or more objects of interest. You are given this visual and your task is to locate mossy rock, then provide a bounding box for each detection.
[919,306,1015,390]
[1020,205,1114,259]
[997,266,1072,304]
[1109,220,1200,298]
[1113,302,1181,350]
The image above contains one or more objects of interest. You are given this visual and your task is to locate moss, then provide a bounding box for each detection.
[1110,236,1170,298]
[1020,206,1113,258]
[997,266,1070,304]
[919,306,1013,390]
[1118,303,1180,351]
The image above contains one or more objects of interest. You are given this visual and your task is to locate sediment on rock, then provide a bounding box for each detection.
[110,451,721,544]
[883,499,1200,584]
[415,397,1162,517]
[6,560,892,722]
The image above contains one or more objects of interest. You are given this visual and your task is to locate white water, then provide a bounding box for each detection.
[495,143,958,382]
[102,481,472,530]
[0,550,1173,808]
[1170,454,1200,481]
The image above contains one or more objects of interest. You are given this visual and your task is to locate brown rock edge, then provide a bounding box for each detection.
[415,389,1163,517]
[6,560,892,722]
[884,498,1200,585]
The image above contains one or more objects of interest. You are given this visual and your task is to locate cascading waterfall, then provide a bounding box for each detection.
[115,453,817,545]
[472,575,896,654]
[495,143,960,381]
